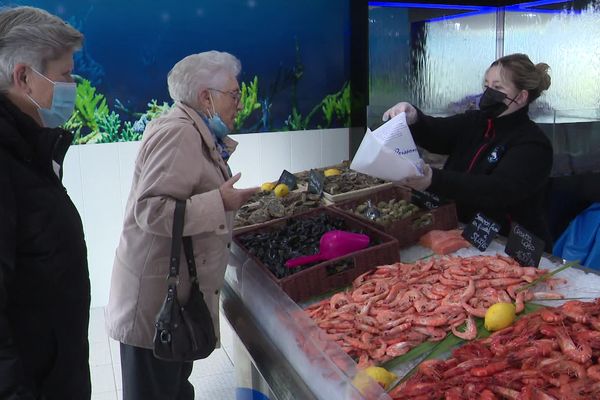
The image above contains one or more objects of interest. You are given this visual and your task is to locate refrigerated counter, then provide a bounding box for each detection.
[220,238,598,400]
[221,241,390,400]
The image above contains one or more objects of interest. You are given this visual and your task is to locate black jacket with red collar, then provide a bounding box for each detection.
[0,94,90,398]
[411,105,553,249]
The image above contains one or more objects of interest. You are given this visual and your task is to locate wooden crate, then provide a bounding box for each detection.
[321,182,393,204]
[293,162,392,205]
[333,186,458,248]
[233,207,400,302]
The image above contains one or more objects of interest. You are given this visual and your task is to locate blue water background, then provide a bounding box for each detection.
[2,0,350,131]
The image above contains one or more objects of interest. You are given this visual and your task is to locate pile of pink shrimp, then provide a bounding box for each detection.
[390,299,600,399]
[305,255,565,366]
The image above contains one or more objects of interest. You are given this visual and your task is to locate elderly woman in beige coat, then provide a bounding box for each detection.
[106,51,257,400]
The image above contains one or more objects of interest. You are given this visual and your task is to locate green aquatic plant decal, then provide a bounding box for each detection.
[64,77,109,142]
[94,112,141,144]
[321,82,351,129]
[96,112,122,143]
[285,107,304,131]
[283,82,351,130]
[291,36,304,111]
[144,100,172,121]
[234,76,261,131]
[339,83,351,126]
[63,78,172,144]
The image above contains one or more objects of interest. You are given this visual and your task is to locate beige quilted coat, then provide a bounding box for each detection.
[105,102,237,349]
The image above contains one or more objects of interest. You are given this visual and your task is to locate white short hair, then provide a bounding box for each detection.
[0,6,83,91]
[167,51,241,107]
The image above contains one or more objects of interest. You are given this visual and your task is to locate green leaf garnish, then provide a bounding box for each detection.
[516,260,579,293]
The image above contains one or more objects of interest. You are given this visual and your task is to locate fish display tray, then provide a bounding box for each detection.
[333,186,459,249]
[293,162,392,205]
[233,185,315,235]
[321,182,394,204]
[233,206,400,303]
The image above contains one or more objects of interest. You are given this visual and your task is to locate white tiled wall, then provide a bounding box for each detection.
[258,132,292,184]
[290,130,322,173]
[62,128,349,307]
[227,134,261,188]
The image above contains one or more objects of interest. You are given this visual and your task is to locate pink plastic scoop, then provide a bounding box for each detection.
[285,230,370,268]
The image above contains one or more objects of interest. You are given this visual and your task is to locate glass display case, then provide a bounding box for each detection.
[222,242,391,400]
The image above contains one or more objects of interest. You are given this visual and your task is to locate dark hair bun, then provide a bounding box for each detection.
[535,62,551,91]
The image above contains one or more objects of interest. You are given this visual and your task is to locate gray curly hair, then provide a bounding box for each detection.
[167,51,241,107]
[0,6,83,91]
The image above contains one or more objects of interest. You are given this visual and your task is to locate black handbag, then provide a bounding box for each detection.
[153,200,217,361]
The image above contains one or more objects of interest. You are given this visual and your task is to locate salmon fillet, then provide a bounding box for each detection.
[419,229,471,255]
[430,237,471,255]
[419,229,463,248]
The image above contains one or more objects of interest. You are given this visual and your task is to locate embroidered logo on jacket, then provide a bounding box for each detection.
[487,145,505,163]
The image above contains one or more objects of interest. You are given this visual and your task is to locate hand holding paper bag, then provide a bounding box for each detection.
[398,164,432,191]
[382,102,418,124]
[350,112,425,182]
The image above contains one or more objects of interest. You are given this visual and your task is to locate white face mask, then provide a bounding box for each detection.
[27,68,76,128]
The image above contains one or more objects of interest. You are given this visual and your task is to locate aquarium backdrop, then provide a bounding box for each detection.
[1,0,351,144]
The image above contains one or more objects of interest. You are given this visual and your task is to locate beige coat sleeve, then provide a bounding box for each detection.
[133,123,228,237]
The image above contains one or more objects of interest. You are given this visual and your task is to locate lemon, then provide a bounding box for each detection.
[324,168,341,177]
[261,182,276,192]
[352,366,397,392]
[273,183,289,198]
[484,302,516,331]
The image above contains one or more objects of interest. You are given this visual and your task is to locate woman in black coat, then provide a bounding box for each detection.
[384,53,553,249]
[0,6,91,399]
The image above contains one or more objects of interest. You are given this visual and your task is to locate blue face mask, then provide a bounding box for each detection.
[27,68,76,128]
[207,114,230,139]
[205,92,231,139]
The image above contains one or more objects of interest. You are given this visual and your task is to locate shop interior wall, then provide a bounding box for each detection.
[1,0,357,307]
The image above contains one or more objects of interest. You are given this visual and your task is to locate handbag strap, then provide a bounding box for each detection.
[183,237,198,283]
[168,200,199,286]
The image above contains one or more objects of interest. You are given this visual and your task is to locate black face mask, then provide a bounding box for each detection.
[479,87,518,118]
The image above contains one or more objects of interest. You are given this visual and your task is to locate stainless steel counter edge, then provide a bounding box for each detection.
[220,280,318,400]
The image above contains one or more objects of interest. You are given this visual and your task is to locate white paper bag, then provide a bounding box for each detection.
[350,112,424,181]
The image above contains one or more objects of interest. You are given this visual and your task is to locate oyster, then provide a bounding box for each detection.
[265,199,286,218]
[234,190,321,228]
[247,209,270,224]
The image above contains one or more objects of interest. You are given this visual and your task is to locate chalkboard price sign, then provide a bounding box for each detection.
[411,189,442,210]
[505,223,545,267]
[277,170,297,190]
[308,169,325,196]
[462,212,500,251]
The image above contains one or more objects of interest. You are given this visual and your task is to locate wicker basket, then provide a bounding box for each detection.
[233,207,400,302]
[333,186,458,248]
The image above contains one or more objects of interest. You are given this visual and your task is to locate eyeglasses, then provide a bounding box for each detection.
[209,88,241,104]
